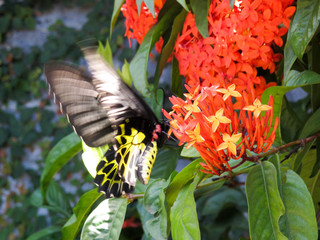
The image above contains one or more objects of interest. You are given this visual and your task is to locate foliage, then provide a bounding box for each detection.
[2,0,320,239]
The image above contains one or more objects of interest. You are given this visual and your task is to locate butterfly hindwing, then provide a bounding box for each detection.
[94,146,135,198]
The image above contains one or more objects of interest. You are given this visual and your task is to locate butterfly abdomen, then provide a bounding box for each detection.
[137,141,158,184]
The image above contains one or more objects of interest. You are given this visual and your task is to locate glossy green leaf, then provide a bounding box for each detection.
[136,0,143,15]
[153,9,187,92]
[150,147,179,179]
[288,0,320,60]
[279,170,318,240]
[283,40,297,82]
[144,0,156,18]
[299,149,320,213]
[82,143,109,178]
[129,5,181,96]
[170,174,201,240]
[190,0,210,38]
[62,189,103,240]
[166,158,203,209]
[40,132,82,197]
[176,0,189,11]
[80,198,127,240]
[284,70,320,87]
[110,0,125,37]
[144,179,167,214]
[261,86,296,145]
[171,56,183,98]
[136,201,154,240]
[246,161,287,240]
[180,146,201,158]
[26,226,60,240]
[144,179,168,240]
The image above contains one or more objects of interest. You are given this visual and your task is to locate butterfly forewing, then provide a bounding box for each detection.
[45,47,166,198]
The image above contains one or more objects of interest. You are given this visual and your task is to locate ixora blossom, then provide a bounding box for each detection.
[174,0,296,99]
[163,84,279,175]
[121,0,165,52]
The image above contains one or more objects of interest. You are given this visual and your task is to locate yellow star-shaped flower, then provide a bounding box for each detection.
[184,100,201,120]
[243,98,272,118]
[205,108,231,132]
[216,133,242,155]
[217,84,242,101]
[185,123,205,149]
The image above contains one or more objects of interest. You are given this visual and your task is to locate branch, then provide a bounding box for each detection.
[247,131,320,162]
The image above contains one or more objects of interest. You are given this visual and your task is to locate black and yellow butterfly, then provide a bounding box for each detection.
[44,46,167,198]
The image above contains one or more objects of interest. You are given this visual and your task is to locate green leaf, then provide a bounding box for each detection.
[190,0,210,38]
[136,201,155,239]
[245,161,287,240]
[26,226,60,240]
[98,39,113,66]
[62,189,103,240]
[299,149,320,213]
[299,107,320,138]
[283,40,297,82]
[261,86,296,145]
[117,59,132,87]
[136,0,143,15]
[166,158,203,209]
[293,140,315,173]
[144,0,156,18]
[30,189,44,207]
[40,132,82,198]
[171,56,183,98]
[288,0,320,60]
[46,181,71,213]
[150,147,179,179]
[144,179,167,214]
[82,143,109,178]
[310,138,320,178]
[180,146,201,158]
[284,70,320,87]
[279,170,318,240]
[80,198,127,240]
[176,0,189,11]
[110,0,125,37]
[144,179,168,240]
[153,9,187,93]
[200,187,247,219]
[170,174,201,240]
[129,4,181,96]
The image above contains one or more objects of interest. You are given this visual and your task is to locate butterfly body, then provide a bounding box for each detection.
[44,46,167,198]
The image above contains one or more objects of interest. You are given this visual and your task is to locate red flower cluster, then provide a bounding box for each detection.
[163,84,279,175]
[174,0,295,99]
[121,0,165,52]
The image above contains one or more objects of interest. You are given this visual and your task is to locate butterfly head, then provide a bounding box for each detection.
[152,122,170,148]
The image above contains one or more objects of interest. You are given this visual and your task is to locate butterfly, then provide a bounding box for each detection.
[44,46,168,198]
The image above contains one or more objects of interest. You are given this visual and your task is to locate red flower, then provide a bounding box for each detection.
[121,0,165,52]
[163,84,279,175]
[174,0,295,100]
